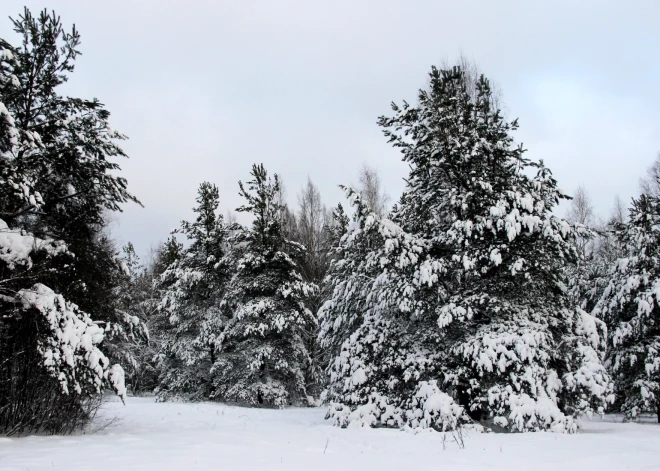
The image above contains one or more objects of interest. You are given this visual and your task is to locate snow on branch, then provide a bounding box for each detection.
[0,218,67,269]
[18,283,126,400]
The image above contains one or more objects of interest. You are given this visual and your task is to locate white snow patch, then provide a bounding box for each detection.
[1,398,658,470]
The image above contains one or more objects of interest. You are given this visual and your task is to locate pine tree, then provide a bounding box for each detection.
[0,8,132,434]
[321,66,612,432]
[0,7,142,380]
[211,164,315,407]
[156,182,230,400]
[0,9,139,297]
[320,188,457,430]
[594,193,660,421]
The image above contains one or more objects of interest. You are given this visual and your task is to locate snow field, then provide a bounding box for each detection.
[1,397,658,471]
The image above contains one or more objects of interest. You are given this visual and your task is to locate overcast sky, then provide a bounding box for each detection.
[3,1,660,255]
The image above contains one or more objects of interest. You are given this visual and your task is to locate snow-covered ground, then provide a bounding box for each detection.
[1,397,658,471]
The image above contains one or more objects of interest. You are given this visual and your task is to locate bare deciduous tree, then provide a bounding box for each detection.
[270,175,298,240]
[296,177,332,283]
[566,186,595,226]
[440,53,503,111]
[592,195,627,267]
[225,210,238,226]
[610,195,627,225]
[566,185,595,258]
[640,153,660,197]
[356,163,390,218]
[290,177,335,396]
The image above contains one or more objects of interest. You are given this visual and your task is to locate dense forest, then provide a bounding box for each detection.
[1,8,659,437]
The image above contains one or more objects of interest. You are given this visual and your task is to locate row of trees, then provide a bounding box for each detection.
[154,168,317,406]
[146,65,659,431]
[140,164,387,405]
[2,7,659,436]
[565,163,660,422]
[0,2,391,428]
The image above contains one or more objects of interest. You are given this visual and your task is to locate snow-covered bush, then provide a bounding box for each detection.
[17,283,126,399]
[0,220,126,434]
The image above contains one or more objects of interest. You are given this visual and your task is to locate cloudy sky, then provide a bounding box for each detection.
[2,1,659,255]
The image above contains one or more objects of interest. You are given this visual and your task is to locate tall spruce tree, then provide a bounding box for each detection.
[156,182,230,400]
[211,164,315,406]
[594,193,660,421]
[321,66,612,432]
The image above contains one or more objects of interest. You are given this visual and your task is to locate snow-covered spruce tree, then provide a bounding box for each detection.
[112,242,158,394]
[564,190,628,315]
[594,193,660,421]
[310,202,350,393]
[0,8,142,393]
[316,203,351,359]
[0,32,126,433]
[211,164,316,407]
[329,203,350,249]
[569,222,626,317]
[318,193,396,366]
[319,188,467,431]
[322,66,612,432]
[149,237,182,383]
[156,182,230,401]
